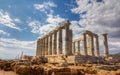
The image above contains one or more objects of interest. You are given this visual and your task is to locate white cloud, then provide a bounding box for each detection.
[71,0,120,53]
[70,21,84,39]
[0,30,10,36]
[71,0,120,35]
[28,14,65,37]
[14,18,21,23]
[46,14,65,25]
[0,38,36,59]
[0,9,21,30]
[34,1,57,13]
[28,20,42,34]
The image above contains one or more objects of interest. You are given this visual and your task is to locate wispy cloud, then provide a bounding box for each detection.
[28,14,65,37]
[34,1,57,14]
[0,38,36,59]
[0,9,21,30]
[0,30,10,36]
[71,0,120,36]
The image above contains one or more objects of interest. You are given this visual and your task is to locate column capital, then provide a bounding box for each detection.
[94,34,99,38]
[102,33,108,36]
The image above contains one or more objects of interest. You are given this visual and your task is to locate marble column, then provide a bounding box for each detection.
[39,39,42,56]
[68,29,72,55]
[46,36,48,55]
[43,38,45,56]
[89,35,94,56]
[77,41,80,55]
[65,21,72,55]
[41,39,43,56]
[50,35,52,55]
[45,36,48,55]
[87,35,91,55]
[73,42,75,54]
[102,33,109,57]
[44,38,46,55]
[53,31,57,54]
[82,33,87,55]
[58,29,62,54]
[95,35,100,57]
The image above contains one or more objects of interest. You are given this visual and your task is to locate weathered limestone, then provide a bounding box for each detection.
[77,41,80,55]
[65,21,72,55]
[46,37,48,55]
[43,38,45,56]
[53,31,57,54]
[102,33,109,57]
[58,29,62,54]
[95,35,100,57]
[89,35,94,56]
[73,42,75,54]
[68,30,73,55]
[50,35,53,55]
[82,33,87,55]
[41,39,43,56]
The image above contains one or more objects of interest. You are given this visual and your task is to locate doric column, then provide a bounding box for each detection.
[44,38,46,55]
[50,34,52,55]
[42,38,45,56]
[39,39,42,56]
[73,42,75,54]
[45,37,48,55]
[102,33,109,57]
[68,29,73,55]
[87,35,91,55]
[46,36,48,55]
[65,21,72,55]
[95,35,100,57]
[41,39,43,56]
[89,35,94,56]
[82,33,87,55]
[53,31,57,54]
[77,41,80,55]
[58,29,62,54]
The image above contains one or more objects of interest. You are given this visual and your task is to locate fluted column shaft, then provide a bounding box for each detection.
[77,41,80,55]
[53,31,57,54]
[65,22,72,55]
[68,30,73,55]
[39,39,42,56]
[95,35,100,57]
[58,29,62,54]
[102,34,109,57]
[89,35,94,56]
[41,39,43,56]
[73,42,75,54]
[82,33,87,55]
[50,35,52,55]
[45,37,48,55]
[43,38,45,56]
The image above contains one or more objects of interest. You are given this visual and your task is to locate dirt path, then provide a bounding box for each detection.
[0,70,18,75]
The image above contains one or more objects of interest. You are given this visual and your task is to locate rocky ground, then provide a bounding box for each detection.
[0,70,18,75]
[0,63,120,75]
[0,56,120,75]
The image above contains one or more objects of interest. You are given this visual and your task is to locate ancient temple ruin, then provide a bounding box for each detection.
[36,20,109,58]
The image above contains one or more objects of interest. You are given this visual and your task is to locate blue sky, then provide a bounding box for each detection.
[0,0,120,59]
